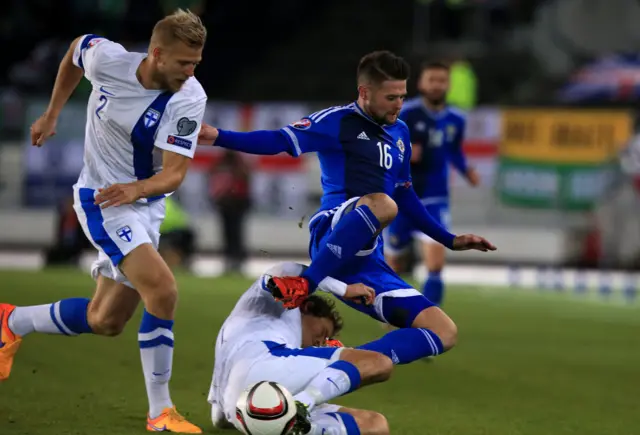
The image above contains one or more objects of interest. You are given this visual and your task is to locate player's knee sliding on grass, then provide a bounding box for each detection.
[335,407,390,435]
[1,9,209,433]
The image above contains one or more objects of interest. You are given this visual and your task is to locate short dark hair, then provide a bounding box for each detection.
[357,50,411,85]
[300,295,343,337]
[420,60,450,73]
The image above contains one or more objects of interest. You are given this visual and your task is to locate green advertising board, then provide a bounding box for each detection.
[497,157,618,211]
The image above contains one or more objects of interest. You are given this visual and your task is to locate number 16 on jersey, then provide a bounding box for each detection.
[377,142,393,169]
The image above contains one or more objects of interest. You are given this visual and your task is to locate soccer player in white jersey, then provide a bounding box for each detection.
[0,9,207,433]
[209,262,394,435]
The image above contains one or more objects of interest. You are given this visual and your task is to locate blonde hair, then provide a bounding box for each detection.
[151,8,207,48]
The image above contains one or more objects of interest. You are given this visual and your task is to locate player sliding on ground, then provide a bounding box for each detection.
[209,261,438,435]
[1,9,207,433]
[198,50,496,366]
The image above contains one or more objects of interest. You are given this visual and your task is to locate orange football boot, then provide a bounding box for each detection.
[0,304,22,381]
[266,276,311,309]
[146,407,202,433]
[325,338,344,348]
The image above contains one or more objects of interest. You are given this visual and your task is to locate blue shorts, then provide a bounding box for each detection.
[384,199,451,255]
[308,197,436,328]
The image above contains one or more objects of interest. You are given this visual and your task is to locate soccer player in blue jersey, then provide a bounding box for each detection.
[384,61,480,306]
[198,51,496,364]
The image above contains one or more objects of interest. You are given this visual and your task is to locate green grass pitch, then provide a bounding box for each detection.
[0,268,638,435]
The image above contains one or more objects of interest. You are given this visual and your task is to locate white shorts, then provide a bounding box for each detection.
[213,340,345,430]
[73,187,166,288]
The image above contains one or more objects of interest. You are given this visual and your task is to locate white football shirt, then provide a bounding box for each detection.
[209,262,305,408]
[218,261,306,353]
[71,34,207,199]
[208,262,348,408]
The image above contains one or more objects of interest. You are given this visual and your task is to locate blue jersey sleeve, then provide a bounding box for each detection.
[215,107,346,157]
[448,117,468,174]
[280,110,343,156]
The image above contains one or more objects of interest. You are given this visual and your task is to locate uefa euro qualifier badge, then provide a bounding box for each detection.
[291,118,311,130]
[397,138,405,162]
[176,117,197,136]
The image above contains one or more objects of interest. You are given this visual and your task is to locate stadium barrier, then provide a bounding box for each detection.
[0,251,636,304]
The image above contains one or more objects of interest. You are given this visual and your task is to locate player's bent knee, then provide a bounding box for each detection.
[438,321,458,351]
[366,412,390,435]
[340,348,393,384]
[120,244,179,313]
[412,307,458,351]
[146,276,178,316]
[357,193,398,226]
[87,310,127,336]
[131,268,178,318]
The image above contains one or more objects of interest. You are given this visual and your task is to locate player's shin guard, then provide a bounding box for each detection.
[423,271,444,306]
[303,205,380,289]
[138,310,174,418]
[357,328,444,364]
[309,412,361,435]
[294,361,361,410]
[8,298,93,336]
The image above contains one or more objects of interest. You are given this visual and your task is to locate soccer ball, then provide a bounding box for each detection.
[235,381,298,435]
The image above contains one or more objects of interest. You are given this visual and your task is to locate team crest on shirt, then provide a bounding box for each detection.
[396,138,406,163]
[116,226,133,242]
[291,118,311,130]
[447,125,457,141]
[415,121,426,132]
[144,109,161,128]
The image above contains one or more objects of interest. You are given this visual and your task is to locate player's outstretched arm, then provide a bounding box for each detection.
[94,151,189,208]
[31,36,85,147]
[198,123,294,156]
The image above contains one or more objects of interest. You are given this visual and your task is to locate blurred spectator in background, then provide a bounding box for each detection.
[209,150,251,274]
[446,55,477,109]
[45,197,90,266]
[159,196,195,270]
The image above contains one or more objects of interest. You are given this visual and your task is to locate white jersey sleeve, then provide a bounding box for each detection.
[154,84,207,159]
[72,34,126,83]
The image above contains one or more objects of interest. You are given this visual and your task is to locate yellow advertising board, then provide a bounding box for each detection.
[500,109,634,164]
